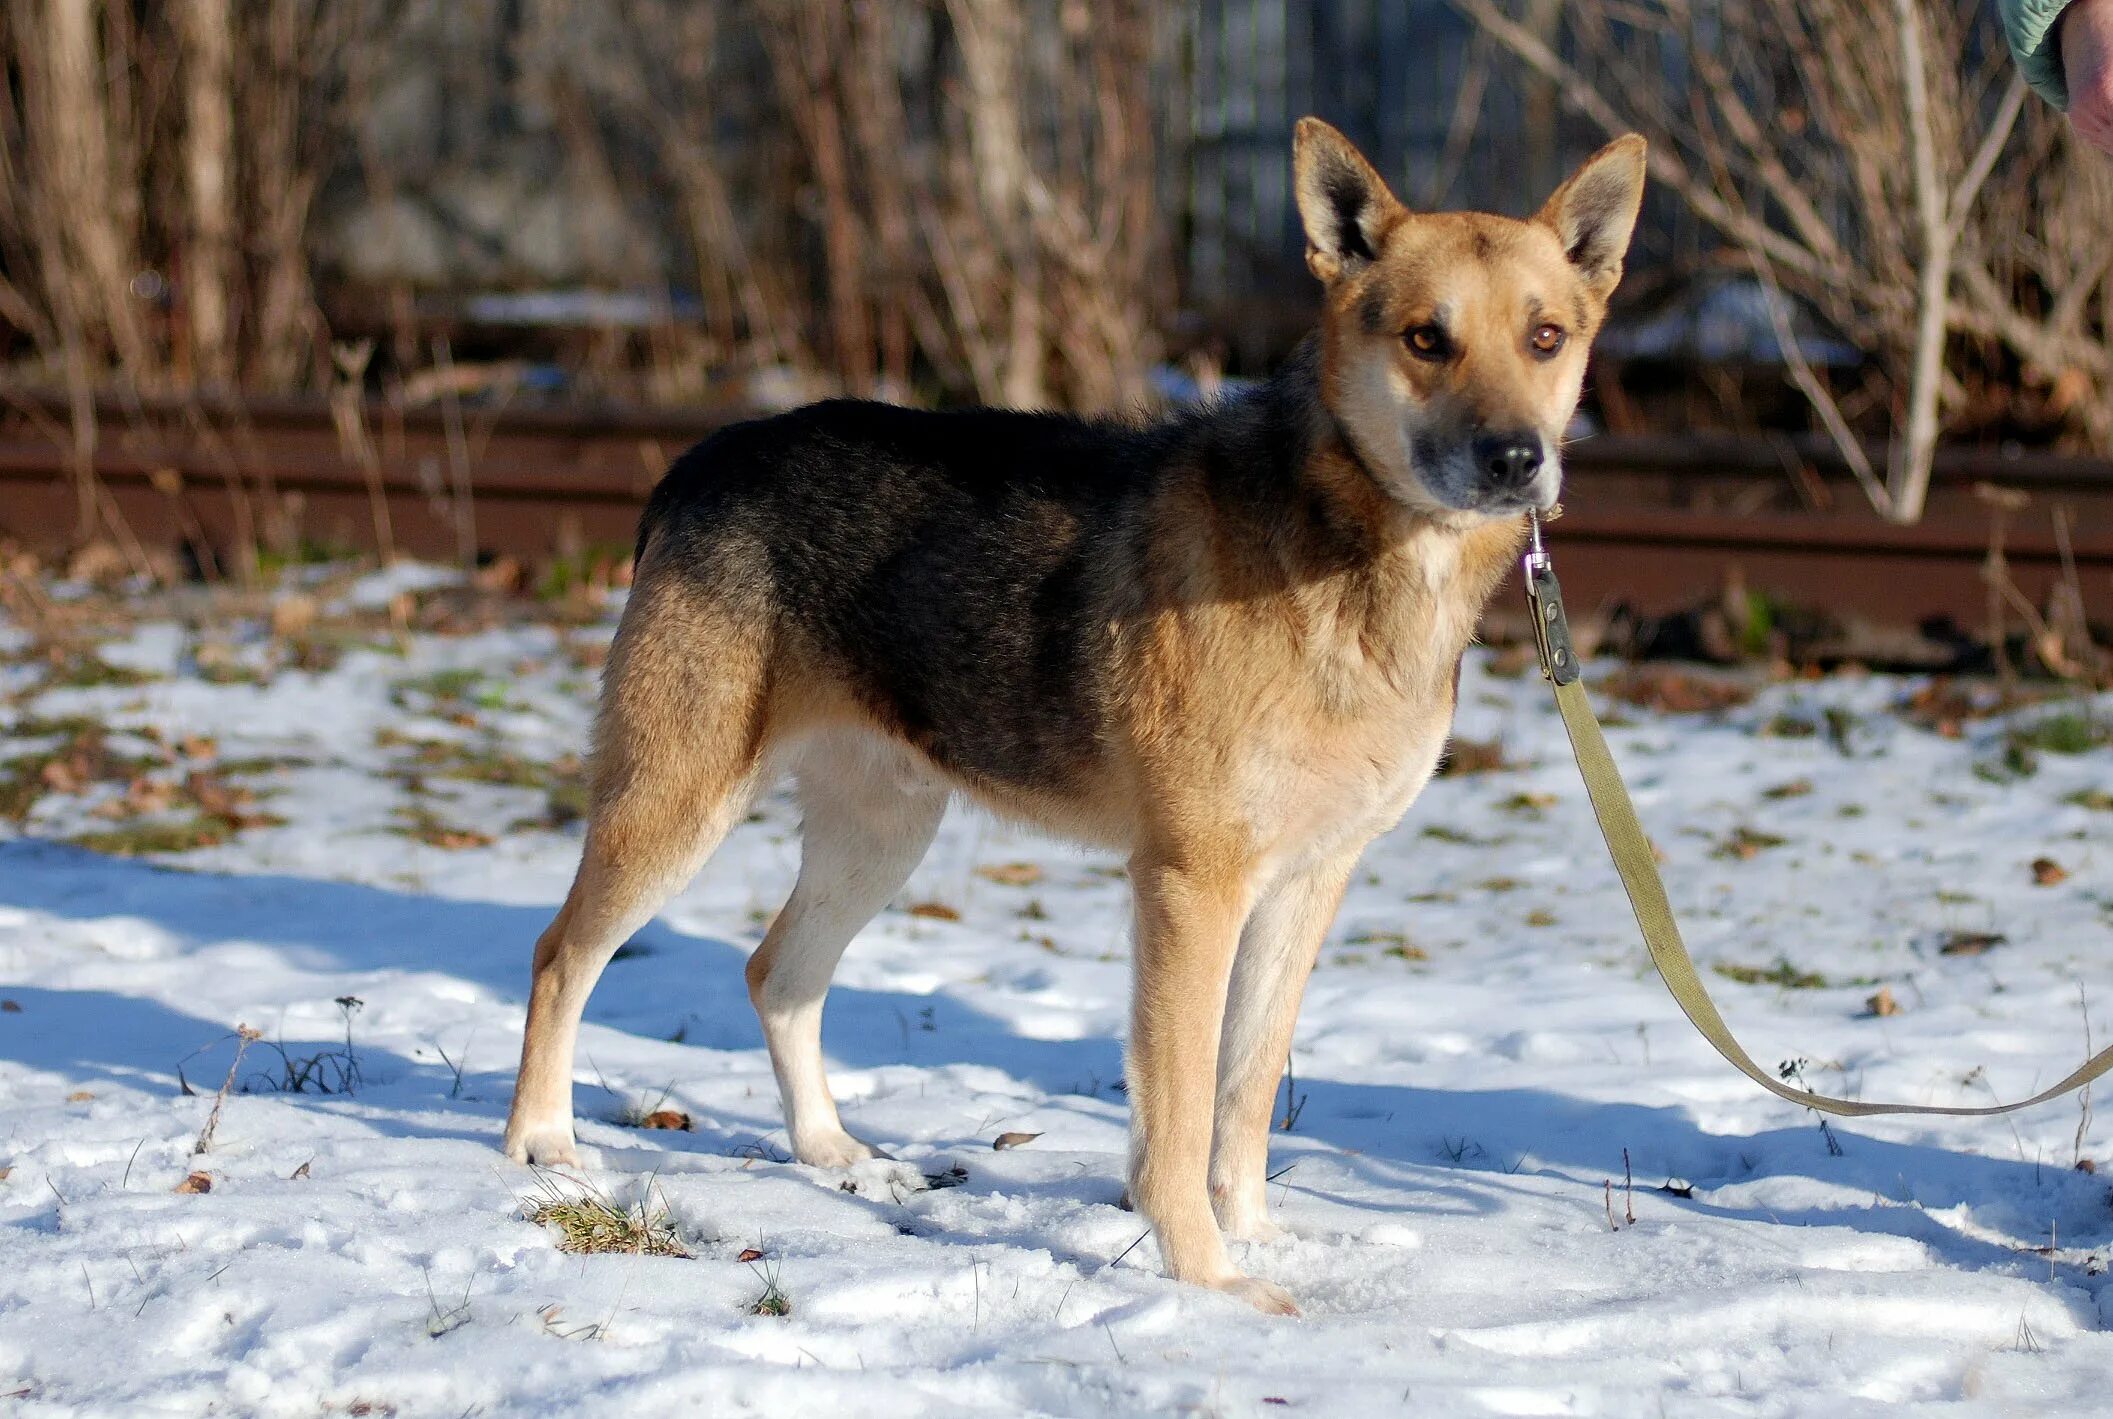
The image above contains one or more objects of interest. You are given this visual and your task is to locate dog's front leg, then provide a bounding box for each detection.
[1209,852,1357,1243]
[1126,854,1297,1315]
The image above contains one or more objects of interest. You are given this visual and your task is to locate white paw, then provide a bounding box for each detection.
[792,1130,891,1169]
[503,1113,579,1168]
[1211,1273,1300,1316]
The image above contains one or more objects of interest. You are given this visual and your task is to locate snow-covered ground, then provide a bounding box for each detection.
[4,566,2113,1416]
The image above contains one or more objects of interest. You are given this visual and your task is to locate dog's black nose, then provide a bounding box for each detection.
[1476,434,1544,490]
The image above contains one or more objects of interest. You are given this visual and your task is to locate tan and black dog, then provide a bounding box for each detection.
[504,119,1647,1314]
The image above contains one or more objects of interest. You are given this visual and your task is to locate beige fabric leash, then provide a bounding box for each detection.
[1520,515,2113,1118]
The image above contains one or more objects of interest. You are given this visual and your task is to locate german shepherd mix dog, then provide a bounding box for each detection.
[505,120,1646,1314]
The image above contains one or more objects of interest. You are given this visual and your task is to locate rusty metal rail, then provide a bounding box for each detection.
[0,393,2107,629]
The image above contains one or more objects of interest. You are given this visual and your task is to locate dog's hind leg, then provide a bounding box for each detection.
[746,738,946,1167]
[504,576,770,1167]
[1208,853,1356,1243]
[1126,852,1300,1314]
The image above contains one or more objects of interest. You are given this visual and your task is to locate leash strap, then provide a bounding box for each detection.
[1521,519,2113,1118]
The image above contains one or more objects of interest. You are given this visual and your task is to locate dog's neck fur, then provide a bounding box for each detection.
[1175,333,1526,693]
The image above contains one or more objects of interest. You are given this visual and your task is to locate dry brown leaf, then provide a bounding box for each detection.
[66,1090,93,1102]
[737,1248,765,1263]
[2032,857,2069,887]
[1437,736,1510,775]
[126,777,176,814]
[907,901,961,921]
[1939,931,2006,956]
[1600,667,1756,714]
[270,594,319,639]
[1864,987,1901,1017]
[975,862,1043,887]
[186,772,270,829]
[174,1171,212,1194]
[290,1160,312,1180]
[474,556,525,595]
[993,1131,1043,1151]
[640,1110,694,1131]
[66,542,127,583]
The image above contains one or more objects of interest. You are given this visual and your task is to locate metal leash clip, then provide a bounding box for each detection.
[1521,511,1579,686]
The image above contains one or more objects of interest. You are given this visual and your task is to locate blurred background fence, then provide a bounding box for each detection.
[8,1,2101,422]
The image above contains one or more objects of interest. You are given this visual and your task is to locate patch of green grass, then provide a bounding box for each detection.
[420,742,553,789]
[390,805,494,850]
[197,658,271,686]
[747,1257,791,1316]
[2009,712,2108,756]
[0,765,44,820]
[1714,958,1828,990]
[523,1177,689,1258]
[537,543,635,602]
[1822,707,1858,755]
[1421,824,1504,847]
[390,668,487,711]
[254,539,353,575]
[2064,788,2113,812]
[385,734,587,830]
[1712,826,1787,860]
[212,754,312,776]
[1759,714,1817,740]
[1343,930,1428,963]
[7,713,107,740]
[0,722,160,821]
[1978,739,2043,782]
[42,648,159,689]
[67,814,240,856]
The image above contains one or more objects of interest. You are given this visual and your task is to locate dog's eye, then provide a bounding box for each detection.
[1405,325,1450,360]
[1530,323,1567,357]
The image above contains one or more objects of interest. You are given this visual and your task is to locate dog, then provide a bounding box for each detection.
[503,119,1647,1315]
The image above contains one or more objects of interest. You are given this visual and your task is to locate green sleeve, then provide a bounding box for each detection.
[2000,0,2076,110]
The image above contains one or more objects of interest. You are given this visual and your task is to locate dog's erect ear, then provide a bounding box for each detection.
[1534,135,1648,299]
[1293,118,1403,283]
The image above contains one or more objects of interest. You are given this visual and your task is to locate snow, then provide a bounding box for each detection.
[4,577,2113,1415]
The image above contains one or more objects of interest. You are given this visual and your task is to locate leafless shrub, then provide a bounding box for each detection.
[1452,0,2113,522]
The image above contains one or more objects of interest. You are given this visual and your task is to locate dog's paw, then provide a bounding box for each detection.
[1212,1274,1301,1316]
[792,1129,891,1169]
[503,1115,580,1168]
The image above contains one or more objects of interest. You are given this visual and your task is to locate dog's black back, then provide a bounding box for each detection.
[636,352,1332,793]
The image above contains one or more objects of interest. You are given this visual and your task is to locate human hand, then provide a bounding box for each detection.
[2063,0,2113,154]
